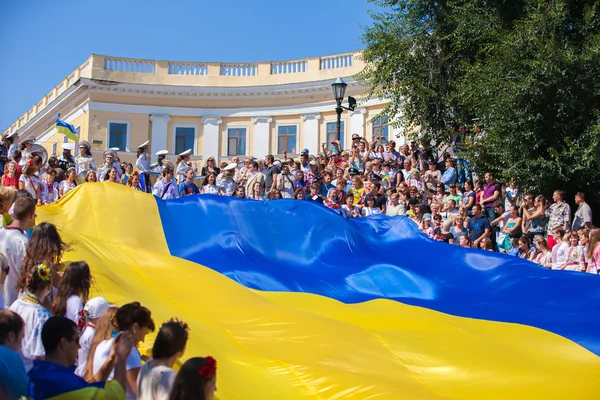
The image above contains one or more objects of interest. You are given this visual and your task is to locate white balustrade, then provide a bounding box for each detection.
[271,60,307,74]
[168,63,208,75]
[104,58,156,74]
[219,64,257,76]
[320,54,353,70]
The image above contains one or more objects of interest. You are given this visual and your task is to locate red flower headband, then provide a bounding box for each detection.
[199,356,217,379]
[28,159,34,166]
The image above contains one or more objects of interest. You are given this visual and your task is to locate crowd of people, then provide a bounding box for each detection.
[0,202,217,399]
[0,128,599,399]
[0,130,598,272]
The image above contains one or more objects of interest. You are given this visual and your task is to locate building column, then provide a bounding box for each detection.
[251,116,272,158]
[149,114,171,161]
[301,113,321,154]
[350,107,367,143]
[201,117,222,162]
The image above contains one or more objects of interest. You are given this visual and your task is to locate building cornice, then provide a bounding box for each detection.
[83,77,365,100]
[88,97,389,119]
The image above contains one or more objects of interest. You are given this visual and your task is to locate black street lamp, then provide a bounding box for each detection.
[331,77,356,142]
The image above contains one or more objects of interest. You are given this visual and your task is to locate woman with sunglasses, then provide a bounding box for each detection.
[201,157,220,177]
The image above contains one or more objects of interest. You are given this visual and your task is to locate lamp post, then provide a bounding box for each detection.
[331,77,356,143]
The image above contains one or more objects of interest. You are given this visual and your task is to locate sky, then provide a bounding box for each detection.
[0,0,375,131]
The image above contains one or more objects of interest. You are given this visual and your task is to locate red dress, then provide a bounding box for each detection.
[1,174,18,187]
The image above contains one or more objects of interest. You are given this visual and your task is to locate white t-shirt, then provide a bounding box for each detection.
[9,298,52,371]
[66,295,84,328]
[93,339,142,400]
[59,180,77,196]
[18,175,38,199]
[551,242,569,270]
[75,324,95,377]
[361,207,382,217]
[137,363,177,400]
[0,228,29,307]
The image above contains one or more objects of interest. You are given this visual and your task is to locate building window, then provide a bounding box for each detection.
[277,125,297,154]
[52,142,57,155]
[108,122,128,151]
[372,116,389,142]
[326,122,345,149]
[175,127,195,155]
[227,128,246,156]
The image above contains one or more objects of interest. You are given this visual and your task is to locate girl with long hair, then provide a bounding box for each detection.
[75,140,96,175]
[200,173,218,195]
[533,237,552,269]
[18,157,41,204]
[58,167,78,197]
[75,297,111,378]
[137,319,189,400]
[127,171,145,192]
[121,163,134,185]
[1,161,19,188]
[84,306,118,381]
[92,302,155,398]
[19,222,68,305]
[201,157,219,177]
[105,166,119,183]
[51,261,92,330]
[517,235,537,261]
[233,186,245,198]
[586,229,600,274]
[85,170,97,183]
[249,181,265,200]
[8,263,53,371]
[169,357,217,400]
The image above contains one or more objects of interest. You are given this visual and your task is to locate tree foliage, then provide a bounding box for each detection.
[359,0,600,211]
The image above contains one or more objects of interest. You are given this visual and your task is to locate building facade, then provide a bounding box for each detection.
[2,52,404,168]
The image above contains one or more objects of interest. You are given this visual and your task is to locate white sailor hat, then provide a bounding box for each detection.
[110,147,120,152]
[138,140,150,149]
[102,149,116,159]
[6,131,18,138]
[179,149,192,157]
[223,162,237,171]
[155,149,168,156]
[62,143,75,151]
[22,137,35,145]
[84,297,111,319]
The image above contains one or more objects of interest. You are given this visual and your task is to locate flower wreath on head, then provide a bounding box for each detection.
[199,356,217,379]
[110,313,119,330]
[36,264,52,283]
[28,159,34,166]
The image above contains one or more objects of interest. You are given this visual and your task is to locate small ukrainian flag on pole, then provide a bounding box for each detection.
[56,114,79,142]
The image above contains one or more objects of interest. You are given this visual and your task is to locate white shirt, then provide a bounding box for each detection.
[66,294,84,327]
[59,180,77,196]
[40,181,59,204]
[137,363,177,400]
[137,153,150,172]
[9,298,52,371]
[75,324,95,377]
[93,339,142,400]
[0,228,29,306]
[361,207,382,217]
[551,241,569,270]
[19,174,38,199]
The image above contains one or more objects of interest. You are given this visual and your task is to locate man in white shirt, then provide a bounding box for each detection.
[551,227,569,270]
[0,197,36,307]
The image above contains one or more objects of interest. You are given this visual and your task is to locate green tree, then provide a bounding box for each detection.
[359,0,600,216]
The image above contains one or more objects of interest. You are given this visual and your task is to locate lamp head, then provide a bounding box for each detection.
[331,77,347,102]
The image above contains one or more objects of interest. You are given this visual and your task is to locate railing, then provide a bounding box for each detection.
[104,58,155,74]
[1,51,363,137]
[168,63,208,76]
[320,54,353,70]
[271,60,307,74]
[220,64,258,76]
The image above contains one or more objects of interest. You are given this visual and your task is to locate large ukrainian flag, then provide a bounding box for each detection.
[38,184,600,399]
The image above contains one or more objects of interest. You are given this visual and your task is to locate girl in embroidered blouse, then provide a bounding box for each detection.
[51,261,92,332]
[561,231,586,271]
[8,263,53,371]
[586,229,600,274]
[18,159,41,205]
[58,167,78,197]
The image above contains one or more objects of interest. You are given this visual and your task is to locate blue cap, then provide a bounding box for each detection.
[301,148,309,154]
